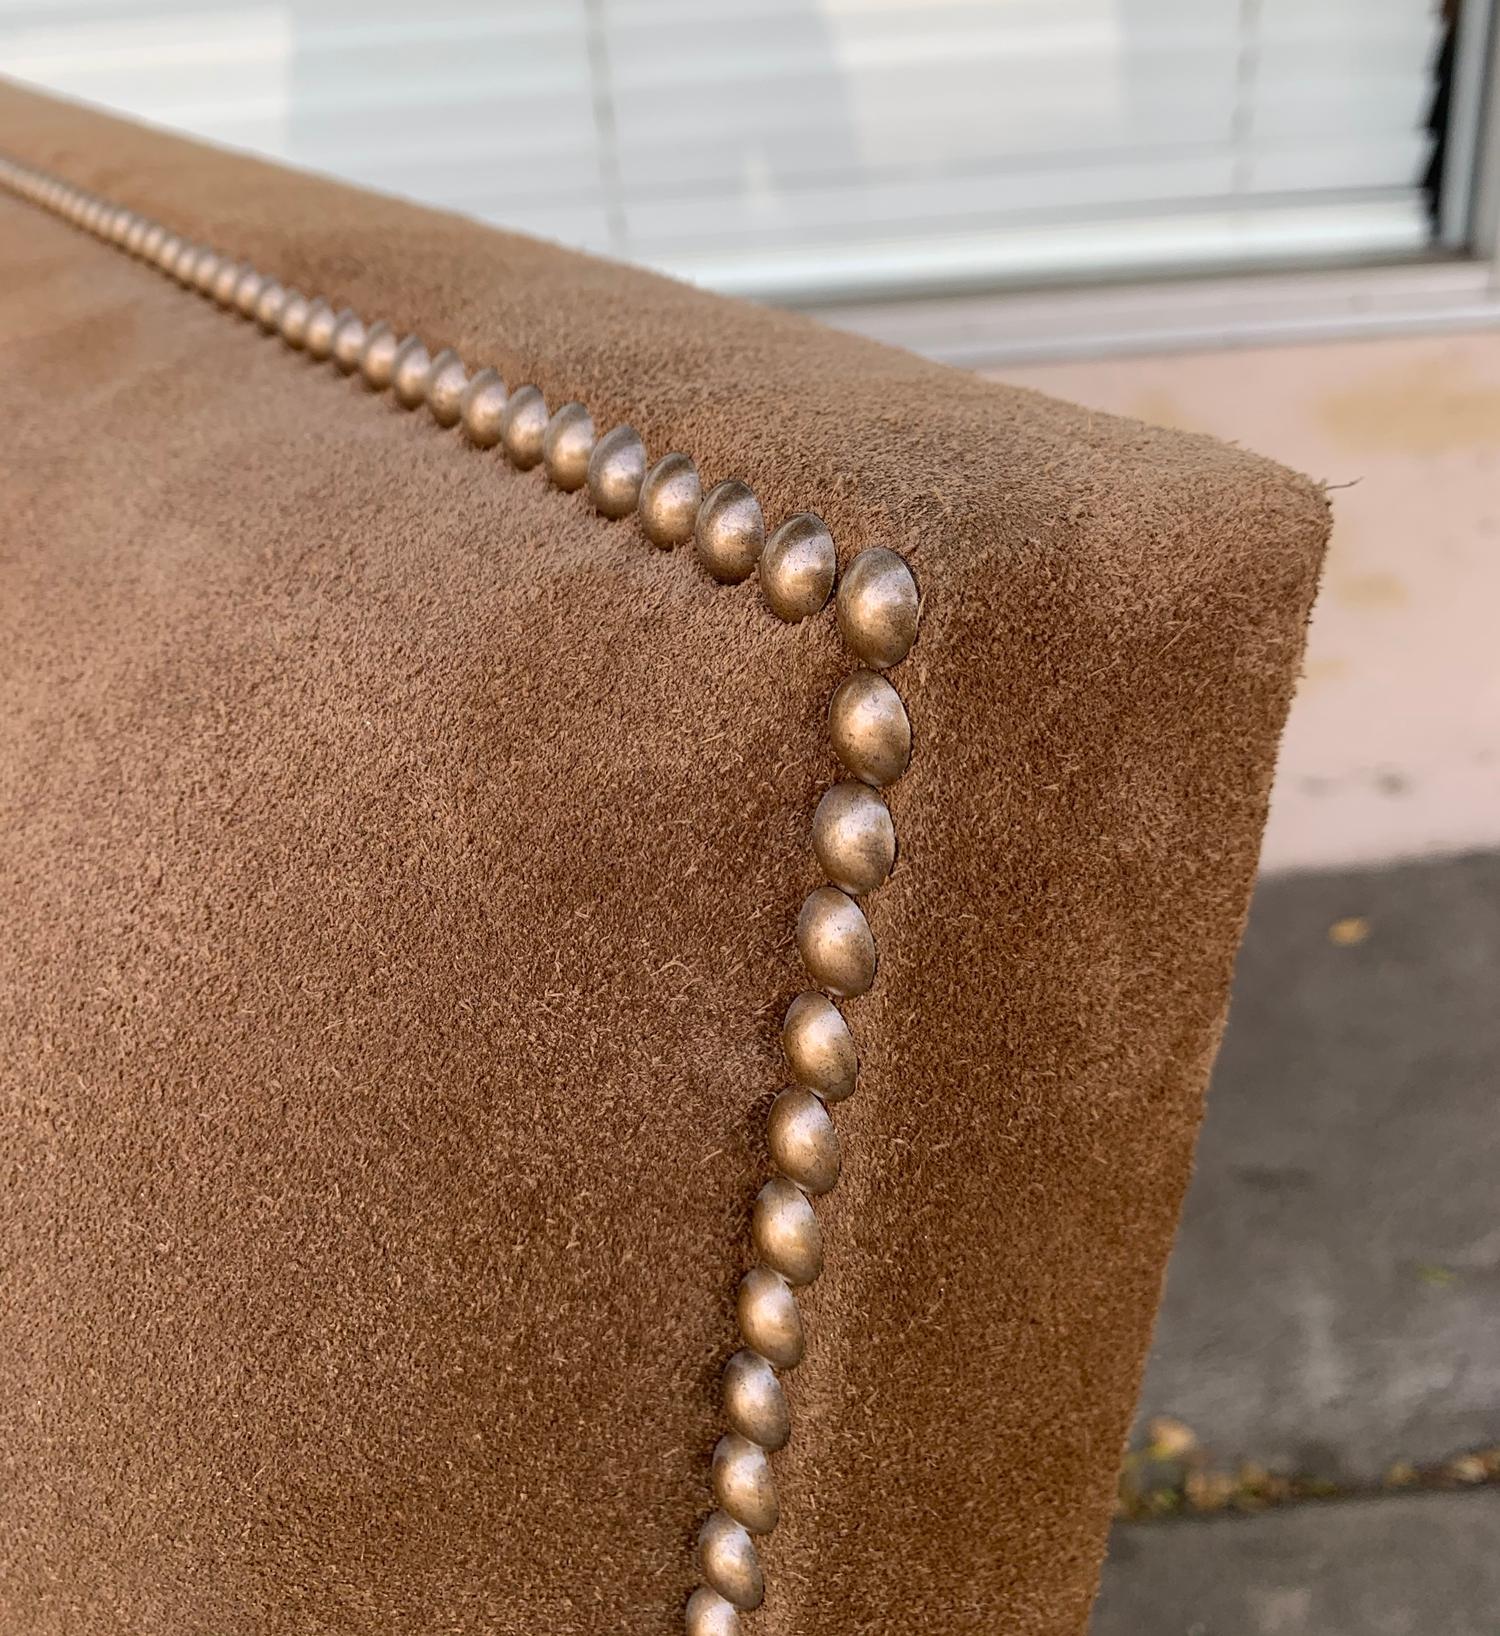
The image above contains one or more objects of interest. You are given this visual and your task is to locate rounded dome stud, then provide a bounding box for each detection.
[303,301,342,362]
[697,1511,764,1612]
[827,670,911,788]
[767,1088,842,1196]
[781,991,858,1102]
[460,367,507,447]
[331,310,368,373]
[684,1586,742,1636]
[712,1434,780,1535]
[760,512,836,622]
[501,384,548,468]
[254,280,287,333]
[233,265,266,319]
[125,216,149,257]
[211,258,242,307]
[543,401,596,491]
[797,885,877,998]
[142,223,167,264]
[812,780,896,897]
[752,1175,823,1287]
[638,452,701,548]
[360,321,399,389]
[737,1265,804,1370]
[278,291,312,349]
[391,335,432,405]
[171,242,200,285]
[695,479,764,584]
[836,547,919,669]
[587,424,647,519]
[721,1349,790,1451]
[427,348,469,426]
[193,249,223,296]
[155,231,182,272]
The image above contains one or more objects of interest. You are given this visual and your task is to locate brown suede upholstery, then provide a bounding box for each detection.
[0,80,1328,1636]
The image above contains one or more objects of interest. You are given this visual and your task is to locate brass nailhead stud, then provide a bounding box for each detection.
[797,884,877,998]
[391,336,432,407]
[685,1586,742,1636]
[211,258,242,307]
[460,367,508,447]
[278,291,311,349]
[360,321,399,389]
[836,546,919,669]
[721,1349,790,1451]
[501,384,548,468]
[543,401,596,491]
[737,1265,804,1369]
[331,311,368,373]
[751,1175,823,1286]
[760,512,836,621]
[314,304,354,364]
[233,266,266,319]
[827,670,911,788]
[172,242,201,286]
[639,452,701,548]
[697,1511,764,1612]
[255,280,287,333]
[427,348,469,426]
[812,780,896,896]
[299,299,335,359]
[712,1434,780,1535]
[767,1088,842,1195]
[781,991,858,1103]
[588,424,648,518]
[193,250,223,296]
[696,479,764,584]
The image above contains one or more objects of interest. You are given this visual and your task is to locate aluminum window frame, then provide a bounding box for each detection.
[813,0,1500,366]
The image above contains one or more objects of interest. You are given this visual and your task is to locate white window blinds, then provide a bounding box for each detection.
[2,0,1448,300]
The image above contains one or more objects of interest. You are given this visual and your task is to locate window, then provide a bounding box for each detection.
[4,0,1495,340]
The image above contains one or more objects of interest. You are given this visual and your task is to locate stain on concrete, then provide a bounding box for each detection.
[1126,388,1199,434]
[1319,355,1500,454]
[1331,571,1408,610]
[1300,658,1350,687]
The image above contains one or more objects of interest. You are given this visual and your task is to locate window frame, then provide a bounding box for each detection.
[814,0,1500,366]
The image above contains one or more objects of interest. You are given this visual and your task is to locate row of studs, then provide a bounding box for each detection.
[0,152,920,1635]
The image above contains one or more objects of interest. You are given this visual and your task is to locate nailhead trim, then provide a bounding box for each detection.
[0,153,921,1633]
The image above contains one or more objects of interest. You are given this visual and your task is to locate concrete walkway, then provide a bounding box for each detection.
[1093,1491,1500,1636]
[1090,851,1499,1630]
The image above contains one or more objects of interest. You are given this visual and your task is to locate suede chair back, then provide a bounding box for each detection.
[0,79,1327,1636]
